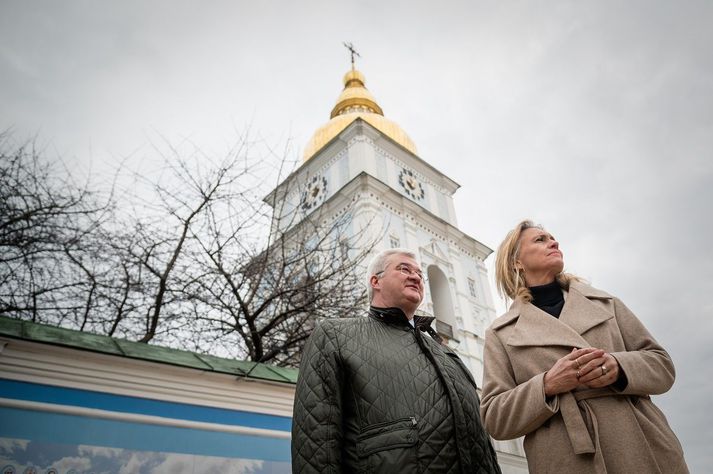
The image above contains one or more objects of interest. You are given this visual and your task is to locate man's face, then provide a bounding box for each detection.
[371,254,425,315]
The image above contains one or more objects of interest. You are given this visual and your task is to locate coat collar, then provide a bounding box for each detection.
[369,306,435,329]
[495,281,614,349]
[369,306,443,343]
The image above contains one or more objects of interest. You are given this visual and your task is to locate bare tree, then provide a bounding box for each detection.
[0,132,377,366]
[0,133,113,327]
[105,136,378,366]
[184,196,376,365]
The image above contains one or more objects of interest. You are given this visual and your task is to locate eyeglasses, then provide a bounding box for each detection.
[376,264,427,282]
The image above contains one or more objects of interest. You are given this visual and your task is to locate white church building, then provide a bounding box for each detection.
[267,63,526,471]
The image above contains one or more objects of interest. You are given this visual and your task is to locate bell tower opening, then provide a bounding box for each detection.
[426,265,457,342]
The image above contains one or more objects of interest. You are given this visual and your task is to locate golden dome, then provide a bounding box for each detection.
[303,68,417,161]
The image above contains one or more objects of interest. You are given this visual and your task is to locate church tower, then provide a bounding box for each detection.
[268,58,527,471]
[267,62,497,385]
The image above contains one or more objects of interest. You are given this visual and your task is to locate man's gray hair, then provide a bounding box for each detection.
[366,248,418,301]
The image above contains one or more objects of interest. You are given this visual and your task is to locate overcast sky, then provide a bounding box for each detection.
[2,0,712,470]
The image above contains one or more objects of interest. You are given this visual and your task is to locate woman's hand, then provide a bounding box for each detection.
[544,347,605,396]
[576,351,620,388]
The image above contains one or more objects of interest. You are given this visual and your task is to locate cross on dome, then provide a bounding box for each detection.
[302,46,418,161]
[342,41,361,69]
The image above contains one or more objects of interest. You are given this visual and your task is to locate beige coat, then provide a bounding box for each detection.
[480,281,688,473]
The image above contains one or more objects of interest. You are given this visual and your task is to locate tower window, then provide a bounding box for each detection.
[339,239,349,260]
[467,278,477,298]
[389,235,400,248]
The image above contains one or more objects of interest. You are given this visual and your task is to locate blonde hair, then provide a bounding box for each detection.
[495,220,578,303]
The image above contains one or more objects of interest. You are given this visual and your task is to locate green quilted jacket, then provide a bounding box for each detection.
[291,306,501,473]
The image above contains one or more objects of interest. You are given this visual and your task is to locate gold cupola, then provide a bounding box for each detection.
[303,68,418,161]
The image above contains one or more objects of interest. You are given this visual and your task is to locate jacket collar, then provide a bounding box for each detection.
[369,306,436,331]
[496,281,614,349]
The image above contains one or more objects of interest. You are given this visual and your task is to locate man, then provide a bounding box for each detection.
[291,248,501,473]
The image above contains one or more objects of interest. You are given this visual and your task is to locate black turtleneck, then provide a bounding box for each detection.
[529,280,565,318]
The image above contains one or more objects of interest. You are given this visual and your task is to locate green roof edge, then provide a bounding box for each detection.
[0,316,297,385]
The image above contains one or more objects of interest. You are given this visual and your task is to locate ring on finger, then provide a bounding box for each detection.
[601,365,607,376]
[576,369,581,378]
[575,357,582,369]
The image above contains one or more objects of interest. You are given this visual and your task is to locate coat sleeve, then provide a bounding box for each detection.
[609,297,676,395]
[480,327,558,440]
[291,321,343,473]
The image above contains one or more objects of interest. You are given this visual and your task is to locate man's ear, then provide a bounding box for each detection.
[370,274,380,291]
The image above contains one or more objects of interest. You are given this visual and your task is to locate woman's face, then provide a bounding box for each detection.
[516,227,564,286]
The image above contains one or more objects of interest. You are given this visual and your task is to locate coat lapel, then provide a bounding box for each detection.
[506,300,587,349]
[505,283,614,349]
[559,284,614,336]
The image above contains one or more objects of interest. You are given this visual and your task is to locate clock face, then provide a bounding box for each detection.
[398,168,425,201]
[301,175,328,211]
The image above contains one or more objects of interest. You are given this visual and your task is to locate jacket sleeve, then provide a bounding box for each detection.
[479,327,558,440]
[291,321,343,473]
[609,297,676,395]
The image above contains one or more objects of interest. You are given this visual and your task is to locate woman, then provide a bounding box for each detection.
[480,220,688,473]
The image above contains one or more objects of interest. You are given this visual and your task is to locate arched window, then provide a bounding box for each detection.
[427,265,458,342]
